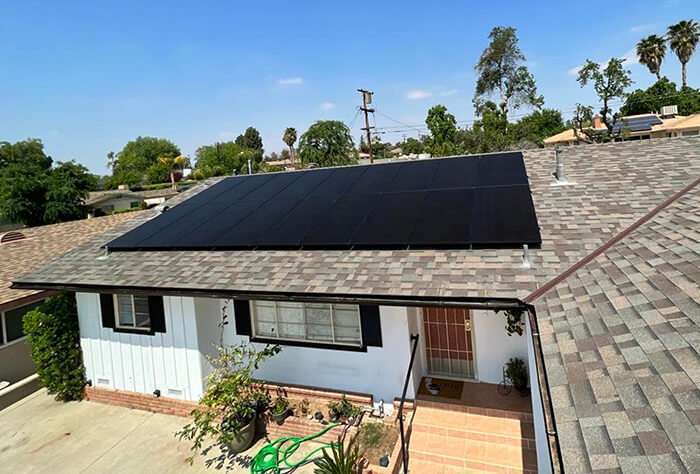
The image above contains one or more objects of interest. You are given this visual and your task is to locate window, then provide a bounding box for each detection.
[251,301,362,347]
[1,301,43,346]
[114,294,151,330]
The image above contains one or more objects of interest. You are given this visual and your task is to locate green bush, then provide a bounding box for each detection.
[23,293,86,401]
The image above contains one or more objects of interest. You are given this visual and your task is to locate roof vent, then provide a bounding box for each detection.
[0,231,26,245]
[553,147,567,184]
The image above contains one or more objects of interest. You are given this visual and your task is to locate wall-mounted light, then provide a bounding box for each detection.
[153,389,161,398]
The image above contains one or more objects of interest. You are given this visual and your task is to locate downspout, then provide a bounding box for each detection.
[524,304,564,474]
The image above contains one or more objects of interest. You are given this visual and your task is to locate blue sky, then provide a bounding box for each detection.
[1,1,698,174]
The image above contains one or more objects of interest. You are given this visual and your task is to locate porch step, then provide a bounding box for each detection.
[407,404,537,473]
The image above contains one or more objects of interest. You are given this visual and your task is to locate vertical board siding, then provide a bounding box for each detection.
[76,293,204,401]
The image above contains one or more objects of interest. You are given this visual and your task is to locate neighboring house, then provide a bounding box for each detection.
[544,110,700,147]
[86,188,145,215]
[13,137,700,473]
[86,187,180,215]
[0,213,141,409]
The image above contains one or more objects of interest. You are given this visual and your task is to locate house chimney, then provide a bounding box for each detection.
[592,115,603,129]
[554,147,567,183]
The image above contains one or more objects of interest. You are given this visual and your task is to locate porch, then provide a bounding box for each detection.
[408,378,537,474]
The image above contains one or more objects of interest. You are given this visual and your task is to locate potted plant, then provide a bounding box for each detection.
[176,342,281,460]
[505,357,529,396]
[271,396,291,424]
[314,435,364,474]
[328,396,362,425]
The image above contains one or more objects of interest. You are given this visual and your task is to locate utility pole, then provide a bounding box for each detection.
[357,89,375,163]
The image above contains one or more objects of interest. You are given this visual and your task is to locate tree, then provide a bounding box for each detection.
[194,141,262,178]
[235,127,264,152]
[636,35,667,80]
[298,120,356,167]
[474,26,543,117]
[510,108,566,147]
[43,161,97,224]
[0,162,48,226]
[668,20,700,87]
[111,137,180,187]
[577,58,632,135]
[425,105,461,156]
[465,101,511,153]
[282,127,297,164]
[158,155,189,189]
[0,140,97,226]
[620,77,700,116]
[401,137,426,155]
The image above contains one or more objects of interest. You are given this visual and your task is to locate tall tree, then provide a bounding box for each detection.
[577,58,632,136]
[636,35,667,80]
[0,140,97,226]
[298,121,356,167]
[43,161,97,224]
[474,26,543,117]
[235,127,264,152]
[509,108,566,147]
[425,105,461,156]
[620,77,700,116]
[194,142,261,178]
[282,127,297,163]
[111,137,180,187]
[667,20,700,88]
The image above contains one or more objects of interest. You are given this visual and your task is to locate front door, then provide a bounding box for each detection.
[422,307,475,379]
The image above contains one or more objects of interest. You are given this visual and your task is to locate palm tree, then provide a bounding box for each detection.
[637,35,666,80]
[158,154,188,189]
[282,127,297,165]
[667,20,700,87]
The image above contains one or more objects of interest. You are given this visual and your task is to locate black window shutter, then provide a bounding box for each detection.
[360,305,382,347]
[99,294,115,329]
[148,296,166,333]
[234,299,252,336]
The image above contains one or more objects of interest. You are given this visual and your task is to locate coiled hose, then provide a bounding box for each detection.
[250,422,343,474]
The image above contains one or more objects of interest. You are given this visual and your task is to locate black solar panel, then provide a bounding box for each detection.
[107,152,541,251]
[612,115,663,134]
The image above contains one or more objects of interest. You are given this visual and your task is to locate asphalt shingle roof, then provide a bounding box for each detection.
[534,187,700,473]
[0,212,142,309]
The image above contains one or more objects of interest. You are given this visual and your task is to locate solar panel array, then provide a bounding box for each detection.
[612,115,663,134]
[107,152,541,251]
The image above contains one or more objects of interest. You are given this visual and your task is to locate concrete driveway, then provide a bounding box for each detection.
[0,390,319,473]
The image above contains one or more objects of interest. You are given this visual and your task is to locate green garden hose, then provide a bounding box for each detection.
[250,422,341,474]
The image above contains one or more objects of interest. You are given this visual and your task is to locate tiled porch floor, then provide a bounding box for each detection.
[409,379,537,473]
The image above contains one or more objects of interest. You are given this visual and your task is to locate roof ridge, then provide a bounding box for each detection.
[524,174,700,303]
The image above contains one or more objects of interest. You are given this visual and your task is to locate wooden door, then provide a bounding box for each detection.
[422,307,475,379]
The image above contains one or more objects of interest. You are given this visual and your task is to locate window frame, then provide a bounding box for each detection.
[0,300,44,348]
[113,294,152,332]
[249,301,364,351]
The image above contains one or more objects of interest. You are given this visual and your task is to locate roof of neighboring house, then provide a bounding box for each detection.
[86,191,145,206]
[544,113,700,145]
[666,113,700,131]
[0,213,142,309]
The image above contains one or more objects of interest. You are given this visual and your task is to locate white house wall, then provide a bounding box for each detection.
[221,301,415,404]
[472,310,528,384]
[76,293,205,401]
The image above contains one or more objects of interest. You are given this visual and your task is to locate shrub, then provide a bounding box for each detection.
[23,293,86,401]
[176,342,280,462]
[505,357,528,393]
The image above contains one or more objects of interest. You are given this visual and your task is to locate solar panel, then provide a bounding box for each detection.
[107,151,541,251]
[612,115,663,134]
